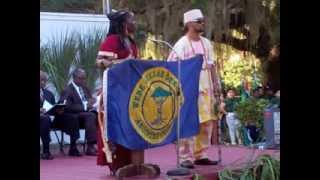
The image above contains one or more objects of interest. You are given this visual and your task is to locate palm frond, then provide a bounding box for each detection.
[77,29,106,91]
[42,31,78,93]
[40,29,106,95]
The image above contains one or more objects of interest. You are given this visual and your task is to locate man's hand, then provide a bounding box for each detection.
[206,64,213,69]
[200,90,208,96]
[56,108,64,115]
[88,98,96,109]
[219,103,226,114]
[40,108,46,114]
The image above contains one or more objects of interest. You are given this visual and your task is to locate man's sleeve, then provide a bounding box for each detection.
[207,40,215,65]
[59,88,84,113]
[167,41,184,61]
[58,89,68,104]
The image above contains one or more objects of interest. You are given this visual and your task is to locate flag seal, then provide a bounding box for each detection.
[129,67,184,144]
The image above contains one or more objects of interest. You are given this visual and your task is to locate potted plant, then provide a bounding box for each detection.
[234,98,269,144]
[219,154,280,180]
[235,98,269,128]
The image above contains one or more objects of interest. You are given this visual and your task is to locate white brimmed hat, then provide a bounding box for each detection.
[183,9,204,25]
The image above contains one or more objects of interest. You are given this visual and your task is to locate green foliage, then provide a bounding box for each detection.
[221,57,263,92]
[40,45,48,68]
[234,98,269,128]
[40,33,78,93]
[214,42,263,93]
[40,0,102,13]
[190,0,208,11]
[219,154,280,180]
[40,30,105,94]
[267,0,280,45]
[219,169,239,180]
[76,29,106,90]
[126,0,146,9]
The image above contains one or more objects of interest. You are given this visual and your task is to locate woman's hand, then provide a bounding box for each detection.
[102,60,114,67]
[96,59,114,68]
[96,55,116,69]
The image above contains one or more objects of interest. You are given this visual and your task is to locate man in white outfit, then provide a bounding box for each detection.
[168,9,221,168]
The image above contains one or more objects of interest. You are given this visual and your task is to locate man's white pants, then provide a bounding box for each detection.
[226,112,241,145]
[178,120,213,163]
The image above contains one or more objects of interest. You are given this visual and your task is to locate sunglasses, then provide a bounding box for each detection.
[193,19,205,24]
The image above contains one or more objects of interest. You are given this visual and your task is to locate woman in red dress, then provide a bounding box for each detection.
[95,10,138,175]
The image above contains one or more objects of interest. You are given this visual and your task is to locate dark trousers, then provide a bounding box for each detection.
[40,114,51,153]
[246,125,259,143]
[54,112,97,145]
[219,114,229,142]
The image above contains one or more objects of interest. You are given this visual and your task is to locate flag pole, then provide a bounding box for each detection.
[106,0,111,14]
[103,0,111,15]
[102,0,105,14]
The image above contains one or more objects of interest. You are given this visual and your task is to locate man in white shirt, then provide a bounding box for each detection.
[40,70,56,160]
[168,9,222,168]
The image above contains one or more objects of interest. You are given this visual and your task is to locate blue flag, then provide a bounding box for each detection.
[105,55,203,150]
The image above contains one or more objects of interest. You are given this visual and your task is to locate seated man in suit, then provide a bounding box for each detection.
[40,70,55,160]
[55,68,97,156]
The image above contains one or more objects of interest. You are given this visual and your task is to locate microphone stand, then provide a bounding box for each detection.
[148,38,192,176]
[212,66,223,165]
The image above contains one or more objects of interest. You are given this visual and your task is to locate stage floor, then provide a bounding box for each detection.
[40,144,279,180]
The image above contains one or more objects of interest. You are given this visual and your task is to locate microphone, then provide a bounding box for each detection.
[147,37,183,61]
[147,38,174,50]
[136,32,179,57]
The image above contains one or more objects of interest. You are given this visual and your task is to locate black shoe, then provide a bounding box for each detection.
[86,144,97,156]
[41,152,54,160]
[194,158,218,165]
[69,147,82,157]
[145,163,161,175]
[180,160,194,169]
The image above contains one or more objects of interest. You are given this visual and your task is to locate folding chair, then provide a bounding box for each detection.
[52,129,87,154]
[51,128,65,154]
